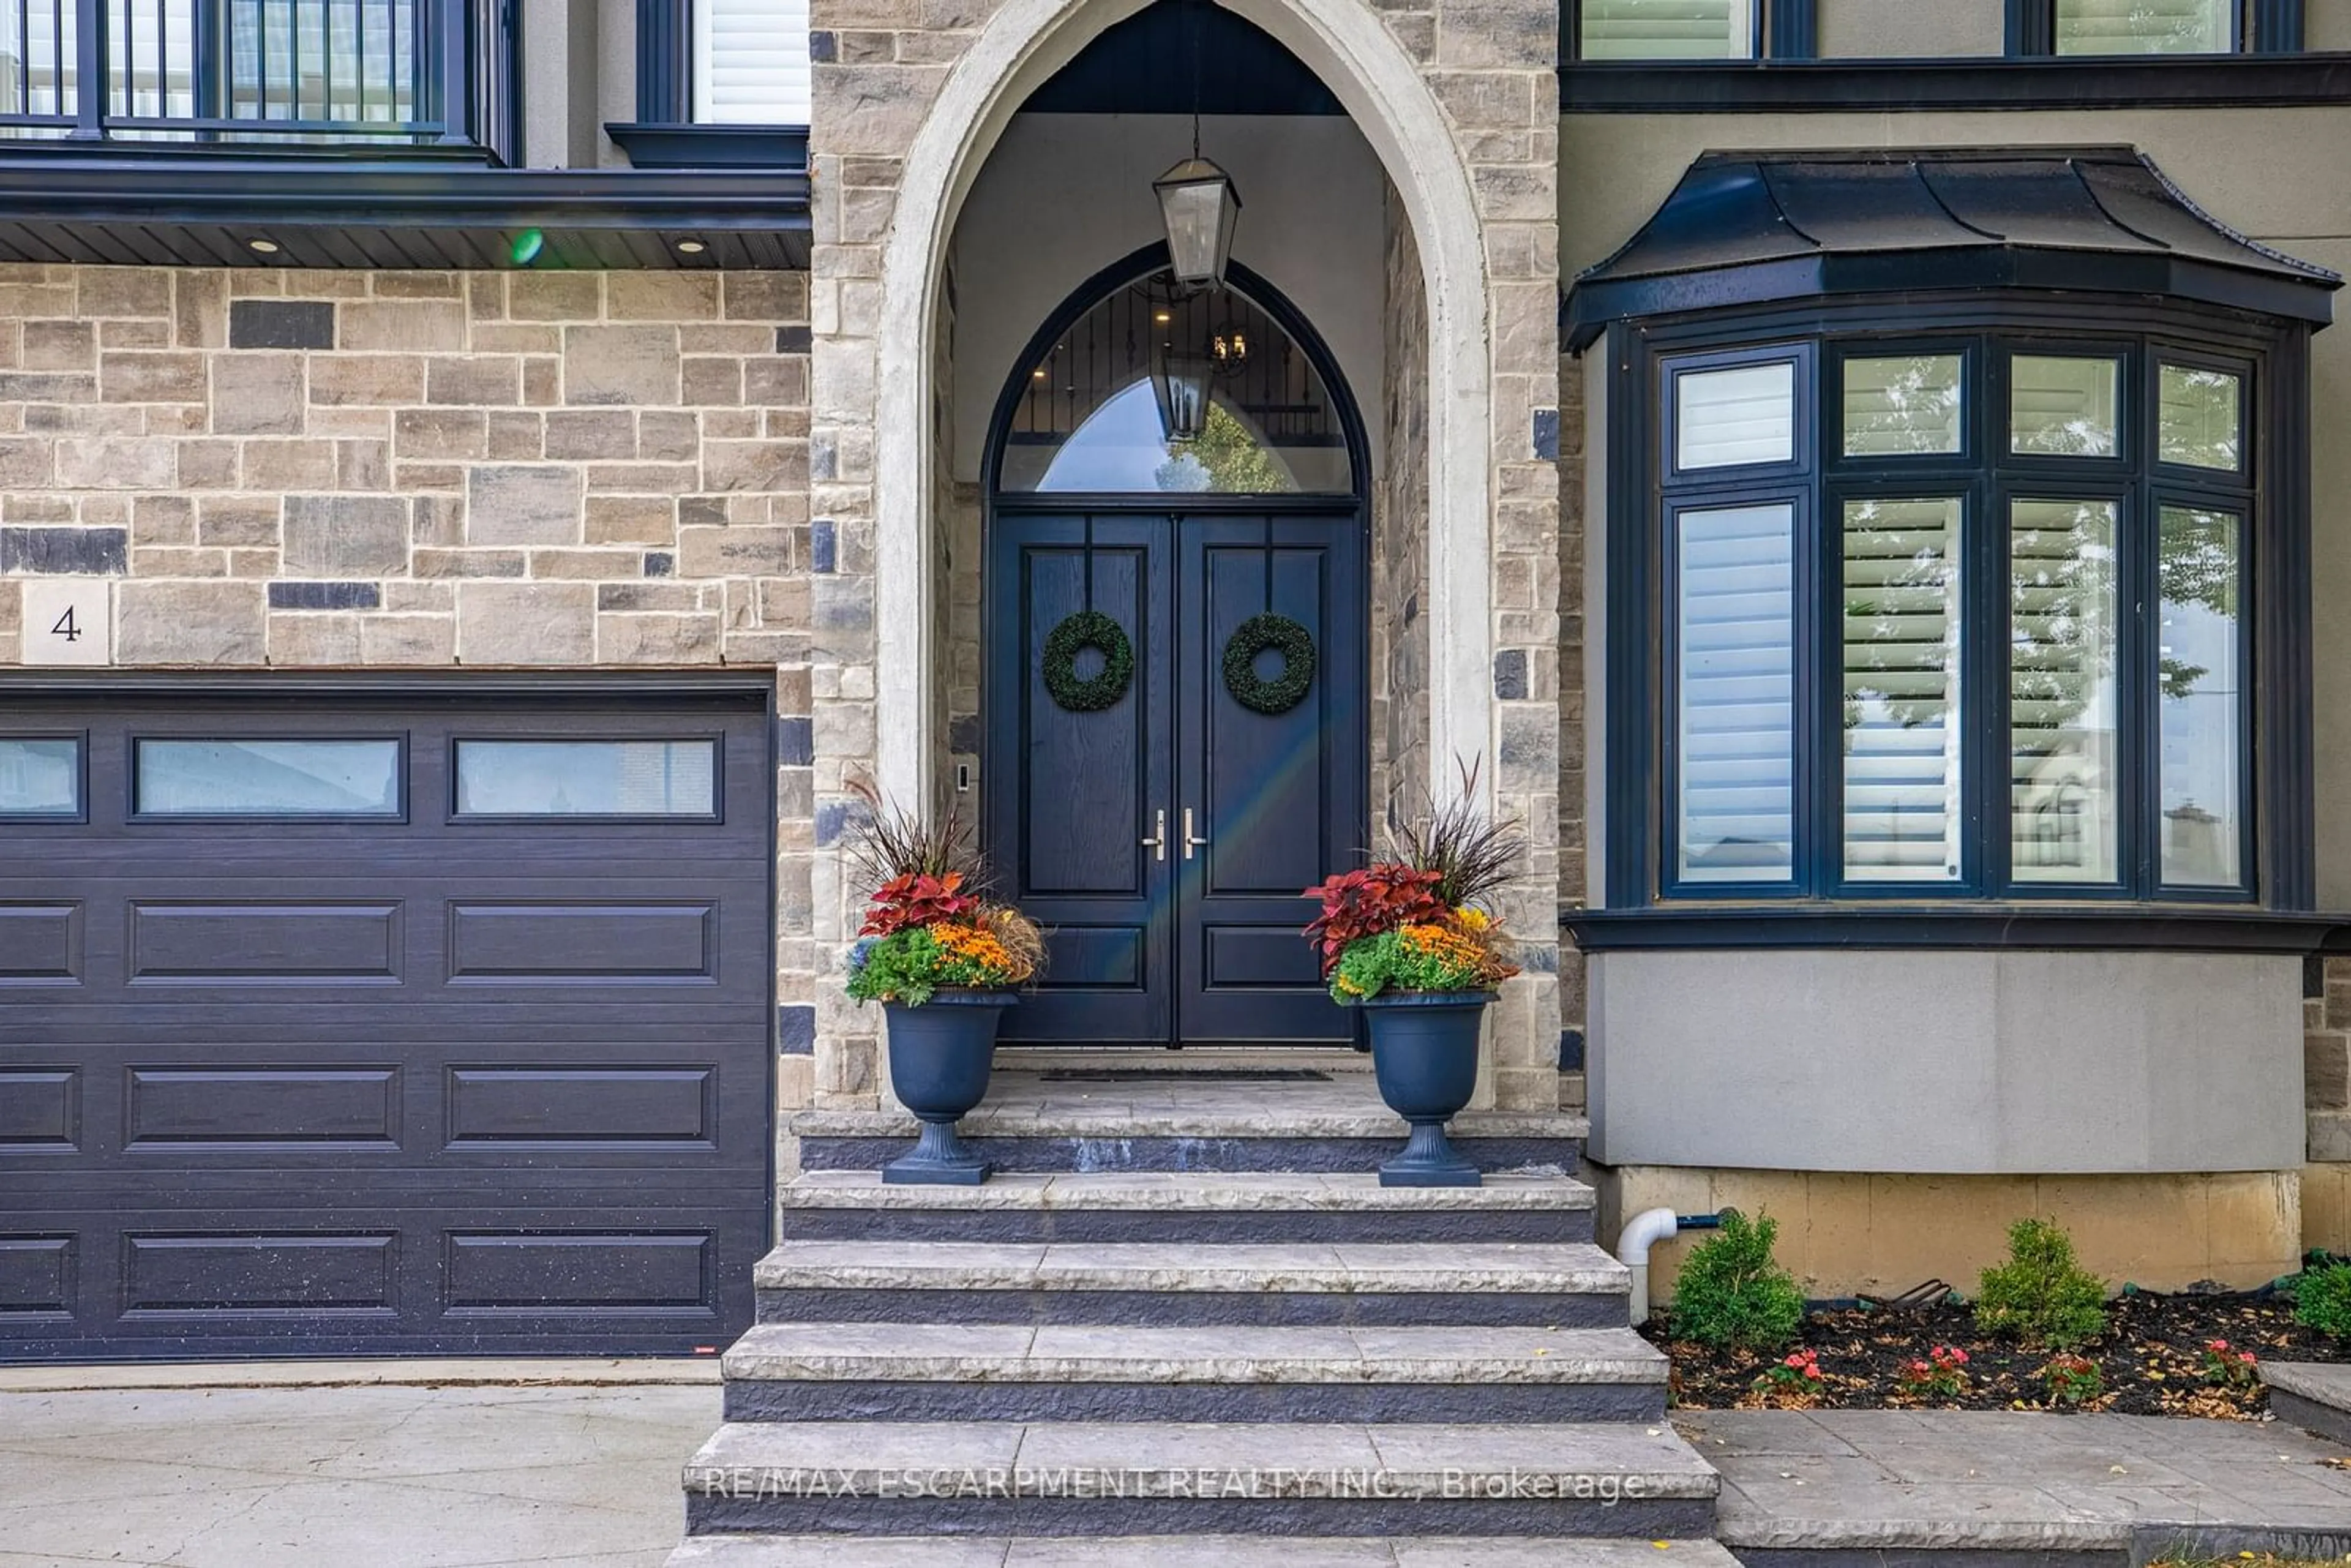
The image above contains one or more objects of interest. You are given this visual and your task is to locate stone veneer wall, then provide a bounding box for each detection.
[806,0,1564,1110]
[1372,177,1430,855]
[0,261,823,1098]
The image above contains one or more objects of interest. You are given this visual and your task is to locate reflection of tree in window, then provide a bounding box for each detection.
[1155,402,1293,493]
[2158,506,2236,700]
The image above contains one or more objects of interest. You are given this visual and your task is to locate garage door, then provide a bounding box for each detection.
[0,683,774,1360]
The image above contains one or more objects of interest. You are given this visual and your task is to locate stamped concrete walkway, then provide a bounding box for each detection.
[1681,1408,2351,1560]
[0,1364,719,1568]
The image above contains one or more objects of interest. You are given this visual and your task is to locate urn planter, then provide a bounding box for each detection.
[1362,989,1491,1187]
[880,989,1014,1185]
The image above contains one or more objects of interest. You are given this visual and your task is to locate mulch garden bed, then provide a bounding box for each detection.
[1642,1288,2351,1417]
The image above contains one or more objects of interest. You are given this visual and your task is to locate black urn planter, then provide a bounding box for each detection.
[1362,989,1492,1188]
[880,989,1015,1185]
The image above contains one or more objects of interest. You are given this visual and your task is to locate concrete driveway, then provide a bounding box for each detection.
[0,1362,718,1567]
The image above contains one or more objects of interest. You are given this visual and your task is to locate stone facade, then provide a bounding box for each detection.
[804,0,1566,1111]
[0,261,823,1095]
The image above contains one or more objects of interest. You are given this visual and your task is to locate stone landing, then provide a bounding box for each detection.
[789,1068,1589,1174]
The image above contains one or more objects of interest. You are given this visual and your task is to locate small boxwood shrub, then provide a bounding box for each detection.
[1670,1207,1806,1354]
[2295,1259,2351,1338]
[1974,1218,2107,1349]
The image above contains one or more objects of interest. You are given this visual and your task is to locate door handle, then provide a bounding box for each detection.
[1183,807,1209,860]
[1142,808,1166,861]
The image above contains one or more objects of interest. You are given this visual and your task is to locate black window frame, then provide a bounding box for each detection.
[1604,294,2311,914]
[2008,0,2303,55]
[1567,0,1815,62]
[607,0,809,170]
[448,733,729,824]
[0,732,88,823]
[129,735,411,824]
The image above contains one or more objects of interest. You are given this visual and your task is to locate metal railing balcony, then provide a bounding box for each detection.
[0,0,513,157]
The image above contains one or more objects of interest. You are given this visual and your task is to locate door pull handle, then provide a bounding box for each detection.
[1142,808,1167,861]
[1183,807,1209,860]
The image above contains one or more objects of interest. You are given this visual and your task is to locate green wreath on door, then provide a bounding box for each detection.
[1041,609,1135,712]
[1221,612,1316,715]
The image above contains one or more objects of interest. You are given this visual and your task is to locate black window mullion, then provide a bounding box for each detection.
[1764,0,1815,60]
[2251,0,2302,52]
[2006,0,2055,56]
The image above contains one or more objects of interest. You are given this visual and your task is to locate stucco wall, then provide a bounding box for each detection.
[1586,949,2304,1174]
[1558,106,2351,908]
[1815,0,2001,58]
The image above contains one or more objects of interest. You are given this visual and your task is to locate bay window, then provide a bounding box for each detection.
[1637,320,2275,904]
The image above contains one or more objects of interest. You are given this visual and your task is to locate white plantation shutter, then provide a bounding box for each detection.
[2055,0,2230,53]
[694,0,810,124]
[1580,0,1755,60]
[1840,498,1963,882]
[2009,498,2120,883]
[1675,503,1796,883]
[1676,361,1794,470]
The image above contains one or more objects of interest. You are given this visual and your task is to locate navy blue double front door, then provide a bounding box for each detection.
[986,509,1367,1046]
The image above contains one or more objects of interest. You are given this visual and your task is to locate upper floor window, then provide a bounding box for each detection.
[691,0,807,124]
[1579,0,1757,59]
[2012,0,2303,54]
[2056,0,2232,53]
[1572,0,1816,59]
[1638,321,2273,903]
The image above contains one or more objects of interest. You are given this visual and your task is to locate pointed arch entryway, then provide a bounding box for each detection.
[983,246,1368,1046]
[864,0,1496,825]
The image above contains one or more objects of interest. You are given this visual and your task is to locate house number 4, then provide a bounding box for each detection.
[19,580,111,667]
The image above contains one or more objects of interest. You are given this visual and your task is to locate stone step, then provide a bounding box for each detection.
[2262,1360,2351,1446]
[678,1419,1718,1540]
[787,1081,1586,1177]
[752,1240,1631,1329]
[777,1170,1597,1245]
[719,1322,1667,1424]
[672,1536,1744,1566]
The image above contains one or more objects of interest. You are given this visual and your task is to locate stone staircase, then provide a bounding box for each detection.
[667,1075,1725,1561]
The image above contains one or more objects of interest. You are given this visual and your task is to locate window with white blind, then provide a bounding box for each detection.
[1578,0,1758,59]
[693,0,811,124]
[2055,0,2233,53]
[1643,332,2262,901]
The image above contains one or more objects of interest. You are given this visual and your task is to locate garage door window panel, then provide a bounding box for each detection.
[132,739,405,819]
[0,737,83,819]
[451,738,722,820]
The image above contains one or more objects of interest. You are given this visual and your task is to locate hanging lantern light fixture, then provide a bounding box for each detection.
[1155,0,1240,290]
[1155,157,1241,290]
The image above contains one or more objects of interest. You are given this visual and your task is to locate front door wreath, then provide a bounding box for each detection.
[1041,609,1135,712]
[1221,612,1316,715]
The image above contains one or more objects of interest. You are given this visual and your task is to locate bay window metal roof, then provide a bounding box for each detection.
[1564,148,2339,352]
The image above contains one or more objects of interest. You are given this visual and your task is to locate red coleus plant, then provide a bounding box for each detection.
[1301,864,1447,976]
[861,871,983,938]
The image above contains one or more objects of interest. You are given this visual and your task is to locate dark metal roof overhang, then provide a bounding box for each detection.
[1563,147,2340,353]
[0,147,811,270]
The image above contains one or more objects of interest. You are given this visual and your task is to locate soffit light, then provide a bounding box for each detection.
[246,238,279,255]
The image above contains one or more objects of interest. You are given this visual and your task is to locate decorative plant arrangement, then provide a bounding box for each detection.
[1649,1216,2339,1418]
[842,781,1042,1185]
[1302,760,1521,1187]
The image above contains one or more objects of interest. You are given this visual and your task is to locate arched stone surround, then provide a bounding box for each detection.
[798,0,1561,1111]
